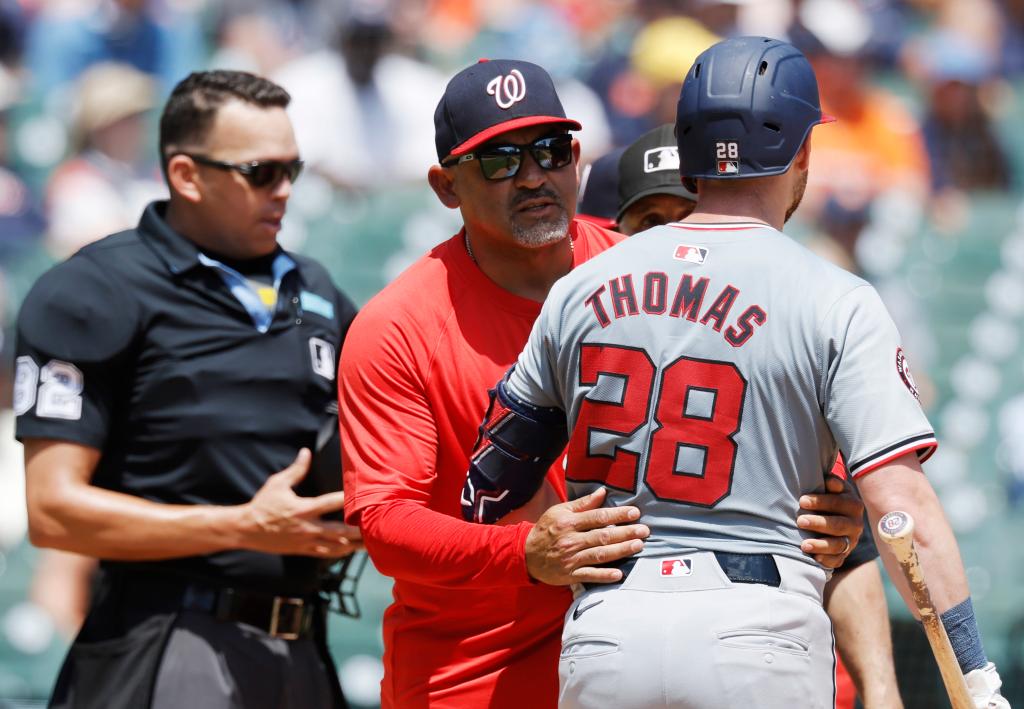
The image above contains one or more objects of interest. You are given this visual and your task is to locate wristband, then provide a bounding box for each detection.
[940,597,987,673]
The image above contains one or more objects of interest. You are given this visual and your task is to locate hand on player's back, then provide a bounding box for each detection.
[238,448,363,558]
[797,477,864,568]
[525,488,650,586]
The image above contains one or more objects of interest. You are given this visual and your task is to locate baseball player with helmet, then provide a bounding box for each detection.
[580,123,903,708]
[462,37,1009,708]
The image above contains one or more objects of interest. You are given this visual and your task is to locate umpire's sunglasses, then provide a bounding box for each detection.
[442,134,574,181]
[183,154,304,188]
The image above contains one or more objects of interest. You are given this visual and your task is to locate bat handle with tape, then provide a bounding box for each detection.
[877,511,976,709]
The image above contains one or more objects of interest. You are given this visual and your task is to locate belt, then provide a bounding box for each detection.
[182,586,317,640]
[583,551,781,591]
[108,571,320,640]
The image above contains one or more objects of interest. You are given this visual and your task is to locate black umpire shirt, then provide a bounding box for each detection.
[14,202,357,596]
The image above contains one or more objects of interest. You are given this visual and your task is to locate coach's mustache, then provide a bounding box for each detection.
[510,188,564,211]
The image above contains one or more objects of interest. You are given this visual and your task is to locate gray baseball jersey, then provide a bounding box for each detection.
[507,221,937,567]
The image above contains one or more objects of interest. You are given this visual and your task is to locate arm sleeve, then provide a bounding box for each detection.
[819,285,936,478]
[339,307,535,588]
[359,501,535,588]
[14,254,137,447]
[339,308,442,516]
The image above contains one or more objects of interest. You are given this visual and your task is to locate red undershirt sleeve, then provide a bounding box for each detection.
[359,502,536,588]
[340,299,537,590]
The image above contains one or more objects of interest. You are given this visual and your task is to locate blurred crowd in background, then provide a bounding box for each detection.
[0,0,1021,270]
[2,0,1024,704]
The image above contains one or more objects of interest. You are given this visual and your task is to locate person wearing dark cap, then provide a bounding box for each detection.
[577,125,696,237]
[575,146,624,230]
[338,57,636,709]
[615,123,697,235]
[339,58,862,708]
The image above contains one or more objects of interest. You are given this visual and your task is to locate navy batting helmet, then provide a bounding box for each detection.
[676,36,833,180]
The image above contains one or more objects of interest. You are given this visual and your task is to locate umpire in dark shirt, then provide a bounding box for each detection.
[15,70,359,709]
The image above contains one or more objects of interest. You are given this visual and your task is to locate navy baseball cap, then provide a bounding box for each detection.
[434,59,582,161]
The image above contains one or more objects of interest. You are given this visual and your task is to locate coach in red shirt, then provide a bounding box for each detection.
[339,59,862,708]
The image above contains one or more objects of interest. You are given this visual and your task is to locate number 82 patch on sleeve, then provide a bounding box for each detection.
[14,356,84,420]
[13,356,38,416]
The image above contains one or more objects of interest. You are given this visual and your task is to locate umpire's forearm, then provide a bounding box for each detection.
[28,485,243,560]
[359,500,537,588]
[24,438,243,559]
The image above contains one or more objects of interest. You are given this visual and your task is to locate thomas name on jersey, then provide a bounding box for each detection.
[583,272,768,348]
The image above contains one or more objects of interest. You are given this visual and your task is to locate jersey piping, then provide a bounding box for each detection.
[848,433,938,478]
[669,221,772,231]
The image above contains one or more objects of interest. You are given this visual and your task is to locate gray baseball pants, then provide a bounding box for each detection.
[559,553,835,709]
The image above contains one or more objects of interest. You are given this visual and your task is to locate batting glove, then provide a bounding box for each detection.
[965,662,1011,709]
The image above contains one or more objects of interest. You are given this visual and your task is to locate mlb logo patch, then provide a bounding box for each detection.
[717,160,739,175]
[661,559,693,577]
[644,146,680,173]
[674,245,708,265]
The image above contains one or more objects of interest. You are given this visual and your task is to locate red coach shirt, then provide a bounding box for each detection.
[341,220,622,708]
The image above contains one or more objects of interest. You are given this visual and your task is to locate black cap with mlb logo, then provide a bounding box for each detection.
[434,59,582,161]
[617,124,697,223]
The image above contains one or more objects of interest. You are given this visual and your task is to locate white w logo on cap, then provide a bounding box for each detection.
[486,69,527,110]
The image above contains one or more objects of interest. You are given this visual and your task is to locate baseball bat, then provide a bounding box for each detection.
[876,511,974,709]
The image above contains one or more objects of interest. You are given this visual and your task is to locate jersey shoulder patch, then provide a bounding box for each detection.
[895,347,920,400]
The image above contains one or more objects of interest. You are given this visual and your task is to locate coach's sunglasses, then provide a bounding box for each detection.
[442,134,574,181]
[182,154,304,188]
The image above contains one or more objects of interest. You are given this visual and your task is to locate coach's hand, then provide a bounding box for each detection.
[797,476,864,569]
[525,488,649,586]
[237,448,363,558]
